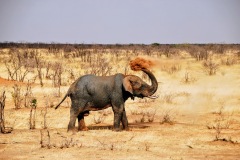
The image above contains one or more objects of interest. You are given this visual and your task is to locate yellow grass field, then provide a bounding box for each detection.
[0,44,240,159]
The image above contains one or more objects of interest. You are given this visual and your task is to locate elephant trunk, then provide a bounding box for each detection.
[141,68,158,98]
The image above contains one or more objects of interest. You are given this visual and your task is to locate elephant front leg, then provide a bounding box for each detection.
[112,104,125,131]
[77,114,88,131]
[121,110,130,131]
[113,112,122,131]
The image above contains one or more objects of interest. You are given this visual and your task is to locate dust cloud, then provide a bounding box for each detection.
[129,57,158,71]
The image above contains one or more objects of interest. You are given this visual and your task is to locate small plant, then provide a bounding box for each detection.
[221,57,236,66]
[40,129,51,148]
[182,71,196,84]
[161,93,176,104]
[93,112,106,124]
[207,105,235,142]
[144,143,150,151]
[60,138,79,148]
[160,110,175,125]
[29,98,37,129]
[146,109,157,122]
[202,58,219,75]
[161,63,181,74]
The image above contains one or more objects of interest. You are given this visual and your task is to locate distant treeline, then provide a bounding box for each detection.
[0,42,240,53]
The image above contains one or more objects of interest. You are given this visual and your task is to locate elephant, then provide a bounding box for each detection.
[55,68,158,132]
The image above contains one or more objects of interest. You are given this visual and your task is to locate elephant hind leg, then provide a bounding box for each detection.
[68,101,86,132]
[78,113,88,131]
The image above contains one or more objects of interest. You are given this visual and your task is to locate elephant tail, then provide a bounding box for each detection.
[55,93,69,109]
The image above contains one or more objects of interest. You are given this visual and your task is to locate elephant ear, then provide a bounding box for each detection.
[123,76,133,94]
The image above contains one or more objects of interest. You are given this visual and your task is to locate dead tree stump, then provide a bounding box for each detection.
[0,91,13,134]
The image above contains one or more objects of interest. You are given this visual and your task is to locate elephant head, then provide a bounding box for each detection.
[123,68,158,99]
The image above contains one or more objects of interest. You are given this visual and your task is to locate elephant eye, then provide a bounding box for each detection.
[131,81,141,88]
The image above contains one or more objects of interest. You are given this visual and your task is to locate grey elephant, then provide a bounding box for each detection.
[55,66,158,132]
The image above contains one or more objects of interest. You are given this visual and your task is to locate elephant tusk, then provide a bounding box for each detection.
[147,95,159,99]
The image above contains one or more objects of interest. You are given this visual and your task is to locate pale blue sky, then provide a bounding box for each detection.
[0,0,239,44]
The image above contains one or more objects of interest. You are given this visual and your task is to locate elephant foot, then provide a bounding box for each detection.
[124,127,131,131]
[67,128,77,135]
[112,128,121,132]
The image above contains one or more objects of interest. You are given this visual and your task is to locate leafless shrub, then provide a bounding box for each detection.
[98,109,112,116]
[51,62,63,97]
[202,58,219,75]
[161,64,181,74]
[221,57,237,66]
[40,130,82,149]
[59,138,80,148]
[144,143,150,151]
[182,71,196,84]
[4,48,32,82]
[146,109,157,122]
[161,92,176,104]
[23,80,33,108]
[40,129,51,148]
[11,84,23,109]
[93,112,106,124]
[41,98,49,129]
[66,68,75,81]
[45,62,52,79]
[51,62,63,87]
[34,53,44,86]
[0,91,13,134]
[130,109,144,116]
[132,108,156,123]
[87,56,112,76]
[189,46,209,61]
[207,105,236,142]
[160,110,175,125]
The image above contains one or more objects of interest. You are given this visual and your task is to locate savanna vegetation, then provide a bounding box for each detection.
[0,42,240,159]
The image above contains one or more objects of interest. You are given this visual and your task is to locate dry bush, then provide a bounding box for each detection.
[4,48,32,82]
[135,113,146,123]
[207,105,236,143]
[86,55,112,76]
[160,92,177,104]
[93,111,106,124]
[34,52,45,86]
[221,57,237,66]
[40,130,82,149]
[202,58,219,75]
[160,110,175,125]
[0,91,13,134]
[133,109,156,123]
[181,71,196,84]
[162,64,181,74]
[11,84,23,109]
[41,99,49,129]
[40,129,51,148]
[23,80,34,108]
[146,109,157,122]
[188,45,211,61]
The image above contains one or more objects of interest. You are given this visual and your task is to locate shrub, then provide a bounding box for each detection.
[203,59,219,75]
